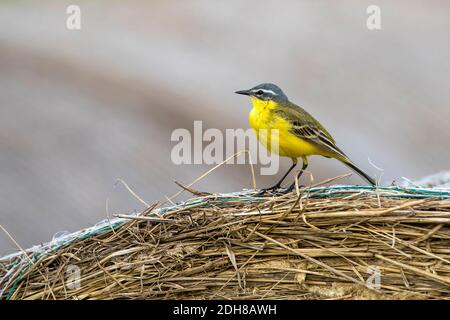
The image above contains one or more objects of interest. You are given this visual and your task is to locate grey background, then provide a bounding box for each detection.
[1,0,449,254]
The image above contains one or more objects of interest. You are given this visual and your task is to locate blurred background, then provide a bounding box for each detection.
[1,0,449,254]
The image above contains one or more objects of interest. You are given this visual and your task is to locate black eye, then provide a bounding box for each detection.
[256,90,264,95]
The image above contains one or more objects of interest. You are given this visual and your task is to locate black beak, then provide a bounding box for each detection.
[235,89,250,96]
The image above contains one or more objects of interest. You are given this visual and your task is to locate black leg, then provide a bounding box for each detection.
[286,157,308,192]
[258,159,297,194]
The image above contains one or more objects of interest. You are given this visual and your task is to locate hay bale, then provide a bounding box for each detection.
[1,185,450,300]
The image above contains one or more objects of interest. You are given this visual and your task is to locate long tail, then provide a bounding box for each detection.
[342,161,376,186]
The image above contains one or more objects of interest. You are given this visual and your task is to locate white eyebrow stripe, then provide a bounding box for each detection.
[255,89,277,95]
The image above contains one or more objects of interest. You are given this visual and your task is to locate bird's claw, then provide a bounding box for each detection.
[256,185,282,196]
[256,184,306,196]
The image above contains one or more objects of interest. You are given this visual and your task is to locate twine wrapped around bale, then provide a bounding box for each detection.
[1,184,450,300]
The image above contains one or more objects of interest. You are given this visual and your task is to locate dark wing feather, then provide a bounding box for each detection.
[291,122,348,159]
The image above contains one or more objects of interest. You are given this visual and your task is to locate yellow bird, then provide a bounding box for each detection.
[235,83,376,192]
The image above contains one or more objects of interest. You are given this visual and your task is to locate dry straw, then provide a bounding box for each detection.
[1,183,450,300]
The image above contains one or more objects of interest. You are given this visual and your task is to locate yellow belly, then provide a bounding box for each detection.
[249,105,324,159]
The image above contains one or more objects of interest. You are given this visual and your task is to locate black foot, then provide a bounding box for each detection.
[256,184,283,196]
[256,184,306,197]
[286,183,306,193]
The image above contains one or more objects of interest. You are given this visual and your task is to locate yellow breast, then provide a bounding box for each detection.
[248,98,324,159]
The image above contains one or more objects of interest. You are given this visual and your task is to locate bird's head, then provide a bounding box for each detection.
[235,83,288,102]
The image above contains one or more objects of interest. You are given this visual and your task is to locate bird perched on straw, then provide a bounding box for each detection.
[235,83,375,193]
